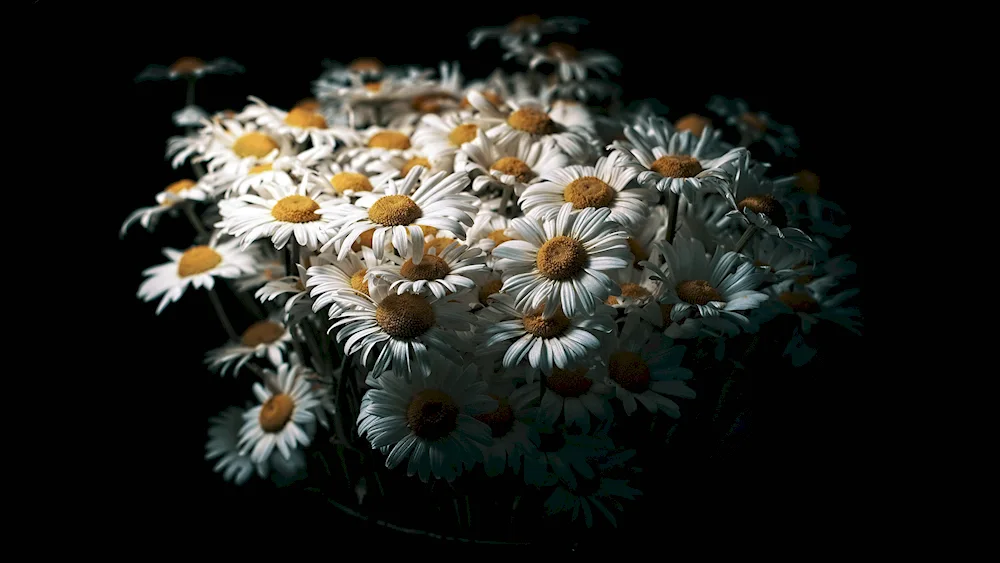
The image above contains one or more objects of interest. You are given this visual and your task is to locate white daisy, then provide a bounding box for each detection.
[137,238,256,314]
[356,361,496,482]
[306,246,392,318]
[315,69,436,128]
[238,96,361,147]
[316,161,397,200]
[475,377,539,477]
[173,105,209,128]
[233,251,286,292]
[597,325,695,417]
[332,125,418,170]
[204,313,293,376]
[321,168,478,263]
[381,62,466,128]
[325,281,476,379]
[120,179,210,237]
[493,203,631,319]
[218,175,343,251]
[608,116,743,198]
[367,241,488,299]
[677,190,739,253]
[410,110,495,171]
[238,363,320,464]
[543,451,641,528]
[456,131,570,206]
[137,56,244,81]
[522,42,621,82]
[707,95,800,157]
[254,263,314,325]
[206,406,266,485]
[511,362,612,434]
[195,119,296,177]
[479,294,615,374]
[642,235,770,327]
[606,260,667,336]
[522,422,615,488]
[519,151,651,231]
[466,93,598,163]
[673,113,717,138]
[464,210,517,266]
[469,15,587,49]
[745,234,811,283]
[227,144,335,197]
[625,203,669,268]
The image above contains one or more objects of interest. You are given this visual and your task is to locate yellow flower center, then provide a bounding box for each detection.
[737,194,787,228]
[793,170,821,196]
[563,176,615,209]
[546,366,592,397]
[607,283,651,305]
[474,394,515,437]
[330,172,373,195]
[350,57,384,73]
[241,321,285,347]
[170,56,205,75]
[177,246,222,277]
[271,195,321,223]
[420,225,438,236]
[375,293,436,339]
[650,155,703,178]
[478,279,503,306]
[506,107,555,135]
[258,393,295,433]
[407,389,459,440]
[448,123,479,146]
[364,81,383,93]
[367,194,421,226]
[166,179,197,194]
[400,157,432,177]
[232,132,279,159]
[426,237,455,255]
[609,351,651,393]
[461,90,504,109]
[350,269,370,296]
[522,307,570,338]
[627,238,649,268]
[400,254,451,281]
[676,280,723,306]
[284,107,327,129]
[508,14,542,32]
[368,131,411,150]
[411,94,458,114]
[491,157,534,183]
[536,236,586,281]
[249,163,272,175]
[294,98,320,112]
[546,42,579,60]
[351,229,376,252]
[487,228,512,249]
[740,112,768,133]
[674,114,711,136]
[779,291,821,314]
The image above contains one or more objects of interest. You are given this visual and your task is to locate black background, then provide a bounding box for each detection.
[35,3,862,550]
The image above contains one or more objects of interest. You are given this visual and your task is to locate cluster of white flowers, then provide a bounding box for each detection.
[127,15,860,531]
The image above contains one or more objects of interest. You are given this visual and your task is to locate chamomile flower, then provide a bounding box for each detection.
[196,119,296,176]
[606,261,667,335]
[173,105,209,128]
[255,263,314,325]
[519,151,651,231]
[120,179,210,237]
[410,110,494,170]
[493,204,631,319]
[745,235,811,283]
[457,131,569,200]
[367,241,488,299]
[597,327,695,417]
[316,161,397,200]
[326,282,476,379]
[522,423,615,488]
[643,235,770,326]
[238,363,320,464]
[677,190,738,253]
[543,451,641,528]
[522,42,621,82]
[234,252,286,292]
[381,62,466,128]
[137,238,256,314]
[204,314,293,376]
[218,176,343,251]
[624,204,669,268]
[464,211,517,264]
[479,294,615,374]
[238,96,362,147]
[511,362,612,433]
[206,406,266,485]
[475,378,539,477]
[707,95,800,157]
[466,94,598,163]
[315,69,436,128]
[469,15,587,49]
[356,361,496,482]
[137,56,244,82]
[307,246,390,317]
[608,116,742,198]
[321,168,478,263]
[333,125,418,169]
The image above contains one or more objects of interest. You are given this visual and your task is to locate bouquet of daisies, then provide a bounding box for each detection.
[125,15,860,537]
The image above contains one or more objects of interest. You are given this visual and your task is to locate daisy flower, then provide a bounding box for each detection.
[608,116,743,198]
[325,281,476,379]
[137,238,256,314]
[206,406,266,485]
[466,93,598,163]
[677,190,738,253]
[597,326,695,417]
[137,56,244,82]
[519,151,651,231]
[642,235,770,327]
[224,144,336,198]
[356,361,496,482]
[475,377,539,477]
[255,263,315,326]
[238,363,320,464]
[314,69,436,128]
[707,95,800,157]
[204,313,293,376]
[195,119,296,177]
[479,294,615,374]
[218,175,343,251]
[410,110,495,171]
[673,113,717,138]
[321,168,478,263]
[544,450,641,528]
[745,234,811,283]
[464,210,517,265]
[456,131,570,200]
[367,241,488,299]
[606,260,667,336]
[173,105,209,128]
[493,203,631,319]
[333,125,418,170]
[120,179,210,237]
[521,42,621,82]
[381,62,466,128]
[625,203,669,268]
[522,422,615,489]
[469,15,587,49]
[238,96,361,147]
[306,246,392,318]
[233,251,286,292]
[317,161,397,200]
[511,362,612,433]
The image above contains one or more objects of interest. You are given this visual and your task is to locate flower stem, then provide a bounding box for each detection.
[499,185,513,217]
[665,191,680,244]
[286,241,299,277]
[185,76,196,107]
[207,286,238,341]
[182,201,207,239]
[733,224,758,254]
